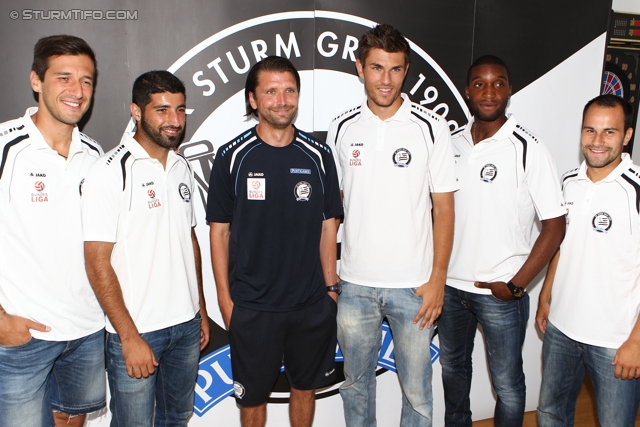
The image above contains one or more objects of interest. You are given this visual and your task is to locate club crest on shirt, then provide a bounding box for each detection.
[294,181,312,201]
[247,178,265,200]
[592,212,612,233]
[178,183,191,202]
[392,148,411,167]
[480,164,498,182]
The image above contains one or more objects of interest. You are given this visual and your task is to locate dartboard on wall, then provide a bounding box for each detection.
[602,63,627,97]
[602,50,639,153]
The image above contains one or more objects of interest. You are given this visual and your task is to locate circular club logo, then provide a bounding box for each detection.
[592,212,612,233]
[294,181,312,201]
[480,163,498,182]
[178,183,191,202]
[147,189,156,199]
[142,11,467,414]
[34,181,45,192]
[392,148,411,167]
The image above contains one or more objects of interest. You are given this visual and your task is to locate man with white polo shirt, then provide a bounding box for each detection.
[439,55,566,427]
[536,94,640,426]
[326,24,457,426]
[82,70,209,427]
[0,35,106,427]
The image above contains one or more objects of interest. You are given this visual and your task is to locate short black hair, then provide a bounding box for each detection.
[357,24,410,66]
[582,94,634,132]
[467,55,510,85]
[132,71,186,111]
[244,56,300,119]
[32,35,96,81]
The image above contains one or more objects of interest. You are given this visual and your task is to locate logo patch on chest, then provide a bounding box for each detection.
[349,149,362,167]
[290,168,311,174]
[247,178,265,200]
[392,148,411,167]
[592,212,612,233]
[31,180,49,203]
[294,181,312,201]
[146,187,162,209]
[480,164,498,182]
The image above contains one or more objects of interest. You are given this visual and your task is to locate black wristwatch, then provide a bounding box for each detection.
[326,282,342,295]
[506,281,525,299]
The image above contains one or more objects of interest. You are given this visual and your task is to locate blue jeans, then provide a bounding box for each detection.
[438,285,529,427]
[106,314,201,427]
[0,329,106,427]
[538,322,640,426]
[337,280,435,427]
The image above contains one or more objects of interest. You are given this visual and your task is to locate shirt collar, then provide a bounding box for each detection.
[360,93,412,122]
[460,114,518,145]
[577,153,634,183]
[22,107,83,156]
[121,131,180,168]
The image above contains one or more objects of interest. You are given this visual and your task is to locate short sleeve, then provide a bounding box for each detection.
[206,145,234,223]
[428,119,459,193]
[525,140,565,220]
[322,148,344,220]
[82,160,121,243]
[325,119,343,190]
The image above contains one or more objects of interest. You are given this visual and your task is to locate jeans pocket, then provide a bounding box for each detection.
[409,287,424,301]
[488,293,511,304]
[192,312,202,323]
[0,336,33,349]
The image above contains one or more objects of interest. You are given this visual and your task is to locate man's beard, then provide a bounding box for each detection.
[140,114,185,149]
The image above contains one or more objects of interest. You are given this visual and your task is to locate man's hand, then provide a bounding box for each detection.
[120,335,158,379]
[328,291,338,304]
[536,296,551,334]
[413,281,444,330]
[0,314,50,346]
[199,310,210,351]
[327,275,340,304]
[613,338,640,380]
[218,297,234,331]
[475,281,513,301]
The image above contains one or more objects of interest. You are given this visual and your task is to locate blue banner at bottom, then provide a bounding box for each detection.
[194,321,439,416]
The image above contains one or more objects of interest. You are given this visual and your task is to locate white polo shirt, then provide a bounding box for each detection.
[0,108,104,341]
[549,154,640,348]
[326,94,458,288]
[82,132,199,334]
[448,115,564,294]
